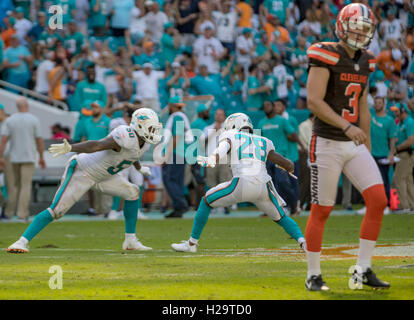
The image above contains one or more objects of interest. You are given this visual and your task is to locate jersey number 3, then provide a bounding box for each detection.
[342,83,362,123]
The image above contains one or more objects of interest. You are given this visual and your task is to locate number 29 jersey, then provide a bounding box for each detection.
[76,125,150,181]
[218,130,275,183]
[307,42,376,141]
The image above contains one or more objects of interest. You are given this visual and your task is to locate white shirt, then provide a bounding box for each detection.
[14,18,32,44]
[132,70,165,100]
[144,11,168,44]
[298,20,321,35]
[193,35,225,74]
[273,64,288,99]
[236,35,254,66]
[212,10,238,43]
[130,7,146,34]
[77,125,150,181]
[380,19,403,42]
[34,59,54,94]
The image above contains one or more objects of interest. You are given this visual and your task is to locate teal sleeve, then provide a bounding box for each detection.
[284,119,295,135]
[162,34,174,47]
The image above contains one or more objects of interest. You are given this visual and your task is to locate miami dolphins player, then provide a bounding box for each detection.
[7,108,162,253]
[172,113,306,252]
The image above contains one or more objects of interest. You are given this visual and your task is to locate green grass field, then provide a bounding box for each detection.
[1,214,413,300]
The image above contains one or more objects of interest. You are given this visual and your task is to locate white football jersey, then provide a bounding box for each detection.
[218,130,274,182]
[76,125,150,181]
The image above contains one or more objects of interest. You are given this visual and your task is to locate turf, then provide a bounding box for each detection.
[0,214,413,300]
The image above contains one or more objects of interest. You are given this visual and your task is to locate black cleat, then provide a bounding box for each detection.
[362,268,390,289]
[305,275,330,291]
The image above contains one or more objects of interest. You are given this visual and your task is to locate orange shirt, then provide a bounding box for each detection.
[237,2,252,28]
[1,28,16,48]
[376,50,402,79]
[264,23,290,44]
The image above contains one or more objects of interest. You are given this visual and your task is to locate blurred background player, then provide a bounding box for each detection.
[7,108,162,253]
[171,113,306,253]
[304,3,390,291]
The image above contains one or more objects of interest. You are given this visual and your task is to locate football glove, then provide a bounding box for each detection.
[197,155,216,168]
[48,139,72,158]
[139,166,151,177]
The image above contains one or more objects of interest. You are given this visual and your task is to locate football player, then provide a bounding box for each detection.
[171,113,306,253]
[305,3,389,291]
[7,108,162,253]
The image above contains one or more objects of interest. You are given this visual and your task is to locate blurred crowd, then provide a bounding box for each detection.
[0,0,413,219]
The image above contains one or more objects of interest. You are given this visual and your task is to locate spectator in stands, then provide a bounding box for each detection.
[26,12,47,44]
[2,34,32,89]
[64,21,86,57]
[193,23,225,74]
[51,123,70,141]
[273,56,288,103]
[391,102,414,212]
[236,27,254,71]
[286,75,300,109]
[109,0,135,38]
[91,0,110,37]
[162,96,190,218]
[160,22,180,69]
[132,62,165,111]
[0,97,45,222]
[1,17,17,49]
[236,0,253,30]
[48,57,70,103]
[297,9,321,38]
[258,100,299,216]
[261,0,291,27]
[166,62,190,99]
[73,0,90,36]
[14,6,32,46]
[388,70,408,104]
[144,1,169,45]
[380,8,404,43]
[247,64,268,111]
[74,64,107,112]
[377,39,403,79]
[175,0,199,47]
[212,1,239,53]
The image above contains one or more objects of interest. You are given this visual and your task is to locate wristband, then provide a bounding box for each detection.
[343,124,352,133]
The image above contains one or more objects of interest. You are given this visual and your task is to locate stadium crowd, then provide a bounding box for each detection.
[0,0,413,219]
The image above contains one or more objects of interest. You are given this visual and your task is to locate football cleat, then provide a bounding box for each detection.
[350,267,390,290]
[171,240,198,253]
[305,275,330,291]
[122,237,152,251]
[7,239,29,253]
[108,210,123,220]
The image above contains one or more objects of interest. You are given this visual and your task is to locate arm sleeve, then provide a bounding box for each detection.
[212,139,231,159]
[283,119,295,135]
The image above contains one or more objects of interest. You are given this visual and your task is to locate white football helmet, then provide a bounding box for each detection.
[224,113,253,132]
[130,108,163,144]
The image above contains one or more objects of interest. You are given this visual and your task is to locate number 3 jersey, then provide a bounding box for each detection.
[76,125,150,181]
[307,42,375,141]
[217,130,275,183]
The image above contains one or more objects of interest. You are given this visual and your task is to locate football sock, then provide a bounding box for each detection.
[111,197,121,211]
[276,215,304,241]
[306,251,321,278]
[305,204,333,252]
[123,199,139,234]
[189,237,198,245]
[125,233,137,240]
[22,209,53,241]
[357,238,376,272]
[190,198,211,240]
[360,184,387,241]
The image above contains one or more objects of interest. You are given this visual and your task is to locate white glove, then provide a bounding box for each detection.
[197,155,216,168]
[139,166,151,177]
[48,139,72,158]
